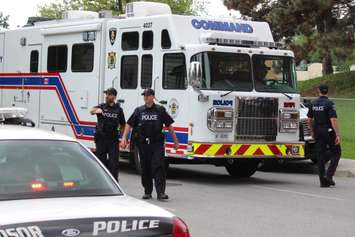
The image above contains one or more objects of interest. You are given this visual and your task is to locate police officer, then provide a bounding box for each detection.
[90,88,126,181]
[120,88,179,200]
[307,84,341,187]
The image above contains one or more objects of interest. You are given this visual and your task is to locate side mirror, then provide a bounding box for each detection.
[189,61,203,89]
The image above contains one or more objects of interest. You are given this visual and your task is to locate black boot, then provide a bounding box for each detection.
[142,194,152,200]
[157,193,169,201]
[325,177,336,186]
[320,177,331,188]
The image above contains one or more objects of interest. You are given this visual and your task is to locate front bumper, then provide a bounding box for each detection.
[186,142,305,159]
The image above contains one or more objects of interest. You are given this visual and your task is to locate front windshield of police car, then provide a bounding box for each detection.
[253,55,297,93]
[0,140,121,201]
[191,52,253,91]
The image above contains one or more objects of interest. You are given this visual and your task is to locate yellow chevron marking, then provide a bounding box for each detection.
[230,144,242,156]
[204,144,223,156]
[276,144,288,156]
[244,145,258,156]
[191,143,304,158]
[260,145,274,156]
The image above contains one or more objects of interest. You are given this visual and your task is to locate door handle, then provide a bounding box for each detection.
[118,99,125,104]
[159,100,168,105]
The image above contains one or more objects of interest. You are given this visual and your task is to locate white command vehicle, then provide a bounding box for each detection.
[0,124,190,237]
[0,2,304,177]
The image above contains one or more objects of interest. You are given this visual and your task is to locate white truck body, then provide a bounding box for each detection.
[0,2,304,165]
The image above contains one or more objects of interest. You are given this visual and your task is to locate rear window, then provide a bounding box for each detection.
[0,140,121,201]
[122,32,139,51]
[71,43,94,72]
[47,45,67,73]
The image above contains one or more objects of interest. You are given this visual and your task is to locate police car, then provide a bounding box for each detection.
[0,120,190,236]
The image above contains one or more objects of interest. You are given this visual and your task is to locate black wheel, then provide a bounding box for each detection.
[258,159,281,171]
[133,146,142,174]
[225,159,259,178]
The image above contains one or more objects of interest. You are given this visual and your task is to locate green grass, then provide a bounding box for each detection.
[298,71,355,98]
[298,72,355,159]
[333,100,355,159]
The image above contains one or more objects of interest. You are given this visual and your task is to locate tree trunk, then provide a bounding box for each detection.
[322,53,333,75]
[116,0,123,14]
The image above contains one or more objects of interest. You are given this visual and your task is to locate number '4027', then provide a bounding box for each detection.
[143,22,153,28]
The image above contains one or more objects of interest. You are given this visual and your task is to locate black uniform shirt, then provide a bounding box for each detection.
[127,104,174,140]
[95,103,126,139]
[307,96,337,129]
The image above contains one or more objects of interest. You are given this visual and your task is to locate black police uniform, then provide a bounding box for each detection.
[127,103,174,196]
[307,96,341,184]
[94,102,125,181]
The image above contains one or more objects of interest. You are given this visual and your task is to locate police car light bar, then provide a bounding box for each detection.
[0,108,28,122]
[202,36,285,49]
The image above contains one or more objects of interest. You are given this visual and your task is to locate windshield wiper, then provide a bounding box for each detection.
[282,92,293,100]
[221,90,234,97]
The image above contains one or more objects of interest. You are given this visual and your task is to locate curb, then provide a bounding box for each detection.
[335,170,355,178]
[334,159,355,178]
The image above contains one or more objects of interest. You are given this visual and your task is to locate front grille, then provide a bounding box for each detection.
[235,97,278,141]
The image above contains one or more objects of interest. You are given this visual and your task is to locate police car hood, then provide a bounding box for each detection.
[0,195,174,236]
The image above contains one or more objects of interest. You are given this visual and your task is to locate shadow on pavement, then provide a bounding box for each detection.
[119,160,318,186]
[166,165,291,185]
[258,160,318,175]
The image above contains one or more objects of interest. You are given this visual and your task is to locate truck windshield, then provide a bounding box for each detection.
[191,52,253,91]
[190,52,298,93]
[253,55,297,93]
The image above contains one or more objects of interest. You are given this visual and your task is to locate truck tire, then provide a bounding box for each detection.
[225,159,259,178]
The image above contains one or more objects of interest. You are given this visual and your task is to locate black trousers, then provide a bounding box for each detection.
[138,142,166,195]
[95,137,119,181]
[315,128,341,181]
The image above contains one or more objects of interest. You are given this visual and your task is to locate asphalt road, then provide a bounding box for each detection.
[119,160,355,237]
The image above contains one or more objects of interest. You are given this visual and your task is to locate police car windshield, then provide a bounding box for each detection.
[253,55,297,93]
[0,140,122,201]
[191,52,253,91]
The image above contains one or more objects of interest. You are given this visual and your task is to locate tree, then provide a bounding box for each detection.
[0,12,10,29]
[38,0,195,18]
[224,0,355,75]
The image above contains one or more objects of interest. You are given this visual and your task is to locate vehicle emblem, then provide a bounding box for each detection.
[168,99,180,118]
[62,228,81,237]
[107,52,117,69]
[109,28,117,45]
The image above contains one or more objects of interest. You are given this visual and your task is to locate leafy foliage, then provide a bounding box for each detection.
[224,0,355,75]
[0,12,10,29]
[38,0,195,18]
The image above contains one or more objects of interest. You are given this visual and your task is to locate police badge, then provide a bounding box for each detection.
[107,52,117,69]
[109,28,117,45]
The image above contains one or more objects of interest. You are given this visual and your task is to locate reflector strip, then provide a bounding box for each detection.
[191,143,304,158]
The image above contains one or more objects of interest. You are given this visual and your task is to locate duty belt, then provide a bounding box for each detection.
[140,136,163,145]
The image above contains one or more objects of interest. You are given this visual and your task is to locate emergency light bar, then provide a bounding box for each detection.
[201,36,285,49]
[0,108,28,121]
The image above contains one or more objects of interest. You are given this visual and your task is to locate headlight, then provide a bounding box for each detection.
[207,108,234,132]
[224,121,233,129]
[224,111,233,119]
[279,109,299,133]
